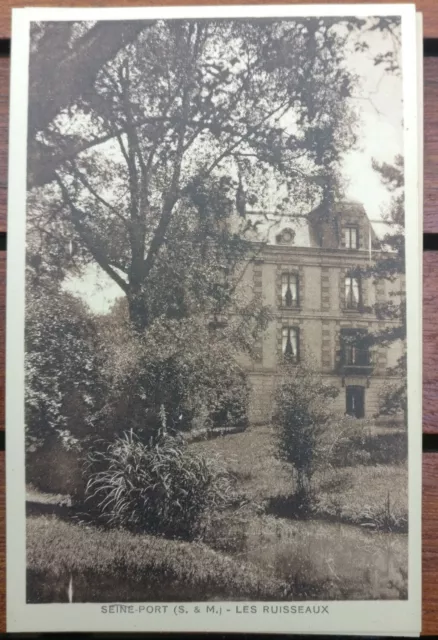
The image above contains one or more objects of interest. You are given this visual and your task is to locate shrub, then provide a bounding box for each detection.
[364,431,407,465]
[319,417,373,467]
[98,312,253,441]
[209,368,250,430]
[320,418,407,467]
[273,366,338,510]
[84,430,235,540]
[25,287,105,454]
[314,494,408,533]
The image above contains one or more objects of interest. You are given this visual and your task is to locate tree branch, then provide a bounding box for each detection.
[202,99,291,178]
[68,161,131,229]
[29,21,148,139]
[54,174,129,295]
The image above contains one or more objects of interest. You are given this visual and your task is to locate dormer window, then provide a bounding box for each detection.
[344,226,359,249]
[281,273,299,308]
[276,228,296,245]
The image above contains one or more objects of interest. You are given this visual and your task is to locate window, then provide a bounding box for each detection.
[340,328,369,366]
[346,386,365,418]
[345,275,361,309]
[208,315,228,331]
[282,327,299,363]
[281,273,299,308]
[344,226,359,249]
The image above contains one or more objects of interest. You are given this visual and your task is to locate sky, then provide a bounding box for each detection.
[62,20,404,314]
[341,28,403,224]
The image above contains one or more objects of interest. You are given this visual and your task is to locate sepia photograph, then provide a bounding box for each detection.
[6,4,422,635]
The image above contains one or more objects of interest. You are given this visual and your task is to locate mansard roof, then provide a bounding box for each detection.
[244,211,312,247]
[244,200,384,250]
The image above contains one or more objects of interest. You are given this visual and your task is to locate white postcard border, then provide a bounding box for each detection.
[6,4,422,635]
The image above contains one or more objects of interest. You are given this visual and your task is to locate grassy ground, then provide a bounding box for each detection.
[191,424,293,503]
[27,508,407,603]
[190,424,408,530]
[27,515,289,603]
[313,464,408,531]
[26,422,408,602]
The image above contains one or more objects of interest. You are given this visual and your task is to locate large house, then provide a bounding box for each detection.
[236,201,404,424]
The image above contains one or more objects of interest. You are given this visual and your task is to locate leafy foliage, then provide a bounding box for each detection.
[317,417,374,467]
[94,295,263,440]
[28,17,401,188]
[366,155,406,419]
[359,493,408,533]
[84,430,236,540]
[273,367,339,509]
[319,417,407,467]
[25,17,363,454]
[28,18,358,332]
[25,277,104,452]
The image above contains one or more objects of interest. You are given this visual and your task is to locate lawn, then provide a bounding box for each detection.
[313,464,408,531]
[27,515,288,603]
[26,422,409,602]
[190,424,293,503]
[190,424,408,530]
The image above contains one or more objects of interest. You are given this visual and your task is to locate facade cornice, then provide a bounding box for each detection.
[250,243,386,264]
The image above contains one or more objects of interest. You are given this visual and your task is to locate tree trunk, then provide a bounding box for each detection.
[127,289,150,333]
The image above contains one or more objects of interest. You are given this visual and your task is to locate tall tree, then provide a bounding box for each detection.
[28,18,358,332]
[367,155,406,419]
[27,16,400,189]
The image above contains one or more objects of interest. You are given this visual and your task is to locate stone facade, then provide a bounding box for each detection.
[237,201,404,424]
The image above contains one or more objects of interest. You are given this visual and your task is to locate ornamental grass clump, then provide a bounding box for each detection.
[84,429,235,540]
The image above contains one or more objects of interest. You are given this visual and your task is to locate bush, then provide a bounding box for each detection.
[319,417,373,467]
[98,312,252,440]
[25,287,105,453]
[84,430,235,540]
[273,366,338,510]
[364,431,407,465]
[209,368,250,430]
[320,418,407,467]
[360,496,408,533]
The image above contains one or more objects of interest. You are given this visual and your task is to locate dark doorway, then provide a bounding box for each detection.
[346,385,365,418]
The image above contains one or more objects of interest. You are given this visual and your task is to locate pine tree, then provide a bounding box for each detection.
[367,155,406,422]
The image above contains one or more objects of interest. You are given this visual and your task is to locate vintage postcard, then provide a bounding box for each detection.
[6,4,422,635]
